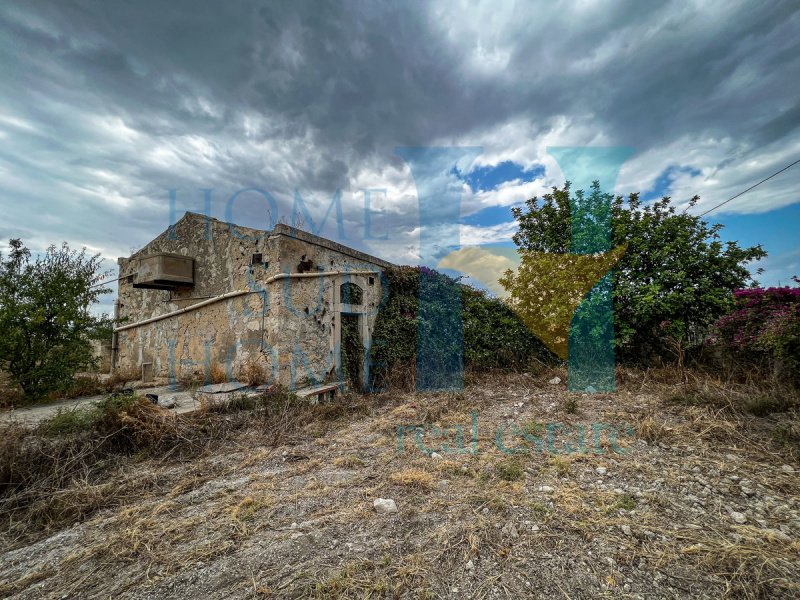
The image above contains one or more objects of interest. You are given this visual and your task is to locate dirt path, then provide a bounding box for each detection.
[0,386,199,425]
[1,372,798,598]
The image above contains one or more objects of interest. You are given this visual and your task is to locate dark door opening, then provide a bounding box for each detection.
[341,314,364,391]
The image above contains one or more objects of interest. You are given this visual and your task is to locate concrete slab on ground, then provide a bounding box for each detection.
[0,386,199,426]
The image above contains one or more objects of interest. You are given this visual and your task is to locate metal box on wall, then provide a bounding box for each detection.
[133,253,194,290]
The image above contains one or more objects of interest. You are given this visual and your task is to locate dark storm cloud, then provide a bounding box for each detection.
[1,0,799,300]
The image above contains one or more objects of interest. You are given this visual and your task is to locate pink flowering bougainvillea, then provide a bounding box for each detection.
[709,278,800,379]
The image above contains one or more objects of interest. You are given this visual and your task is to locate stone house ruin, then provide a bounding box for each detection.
[113,212,392,391]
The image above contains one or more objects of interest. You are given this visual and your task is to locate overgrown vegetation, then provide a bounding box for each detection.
[0,385,364,541]
[369,266,553,390]
[503,183,767,364]
[341,315,364,391]
[708,281,800,385]
[1,368,797,598]
[0,239,112,401]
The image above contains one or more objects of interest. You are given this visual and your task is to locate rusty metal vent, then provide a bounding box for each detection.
[133,253,194,290]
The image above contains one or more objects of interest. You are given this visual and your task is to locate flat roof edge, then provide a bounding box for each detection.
[271,223,394,269]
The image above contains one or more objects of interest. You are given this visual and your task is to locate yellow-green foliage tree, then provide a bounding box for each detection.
[499,246,626,360]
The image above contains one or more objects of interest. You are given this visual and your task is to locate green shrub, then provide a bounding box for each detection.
[39,407,99,436]
[39,393,139,437]
[0,239,112,400]
[369,266,553,390]
[607,493,637,514]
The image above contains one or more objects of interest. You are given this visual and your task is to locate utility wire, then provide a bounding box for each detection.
[697,157,800,217]
[89,274,125,290]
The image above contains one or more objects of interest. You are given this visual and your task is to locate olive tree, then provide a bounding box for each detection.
[0,239,111,399]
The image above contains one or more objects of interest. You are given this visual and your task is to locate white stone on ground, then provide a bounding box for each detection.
[373,498,398,514]
[729,510,747,524]
[157,395,177,409]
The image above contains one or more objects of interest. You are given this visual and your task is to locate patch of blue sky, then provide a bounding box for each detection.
[454,160,543,228]
[641,164,702,202]
[711,202,800,287]
[462,204,519,227]
[455,160,544,193]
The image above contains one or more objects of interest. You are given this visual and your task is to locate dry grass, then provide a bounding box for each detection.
[2,368,798,599]
[237,356,266,387]
[677,527,800,598]
[302,553,436,599]
[372,361,417,392]
[638,366,799,416]
[389,468,433,489]
[636,413,673,443]
[0,388,374,548]
[333,454,365,468]
[209,362,228,384]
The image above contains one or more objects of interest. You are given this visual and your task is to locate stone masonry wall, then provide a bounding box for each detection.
[115,212,388,389]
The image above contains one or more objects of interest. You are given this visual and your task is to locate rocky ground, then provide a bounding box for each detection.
[1,370,798,599]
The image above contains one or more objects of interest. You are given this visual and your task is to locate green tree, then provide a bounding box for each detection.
[504,183,767,363]
[0,239,111,399]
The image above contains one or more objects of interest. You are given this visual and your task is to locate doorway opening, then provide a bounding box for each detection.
[341,314,364,391]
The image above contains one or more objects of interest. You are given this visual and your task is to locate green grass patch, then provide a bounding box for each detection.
[496,458,525,482]
[607,493,637,514]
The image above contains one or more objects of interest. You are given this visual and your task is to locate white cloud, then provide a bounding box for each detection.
[0,0,798,295]
[438,246,518,297]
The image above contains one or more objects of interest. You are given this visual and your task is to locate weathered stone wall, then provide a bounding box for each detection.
[89,339,113,373]
[115,212,388,389]
[267,231,386,388]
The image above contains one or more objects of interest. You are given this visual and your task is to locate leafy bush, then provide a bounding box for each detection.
[461,285,551,370]
[709,282,800,384]
[0,239,112,400]
[504,183,766,364]
[368,266,553,390]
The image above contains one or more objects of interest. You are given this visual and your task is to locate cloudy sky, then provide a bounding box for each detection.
[1,0,799,313]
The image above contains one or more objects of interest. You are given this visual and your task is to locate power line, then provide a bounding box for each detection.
[89,274,124,290]
[697,157,800,217]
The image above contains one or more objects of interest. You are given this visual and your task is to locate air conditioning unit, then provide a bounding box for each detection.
[133,253,194,290]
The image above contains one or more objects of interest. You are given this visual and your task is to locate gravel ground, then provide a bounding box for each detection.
[1,370,798,599]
